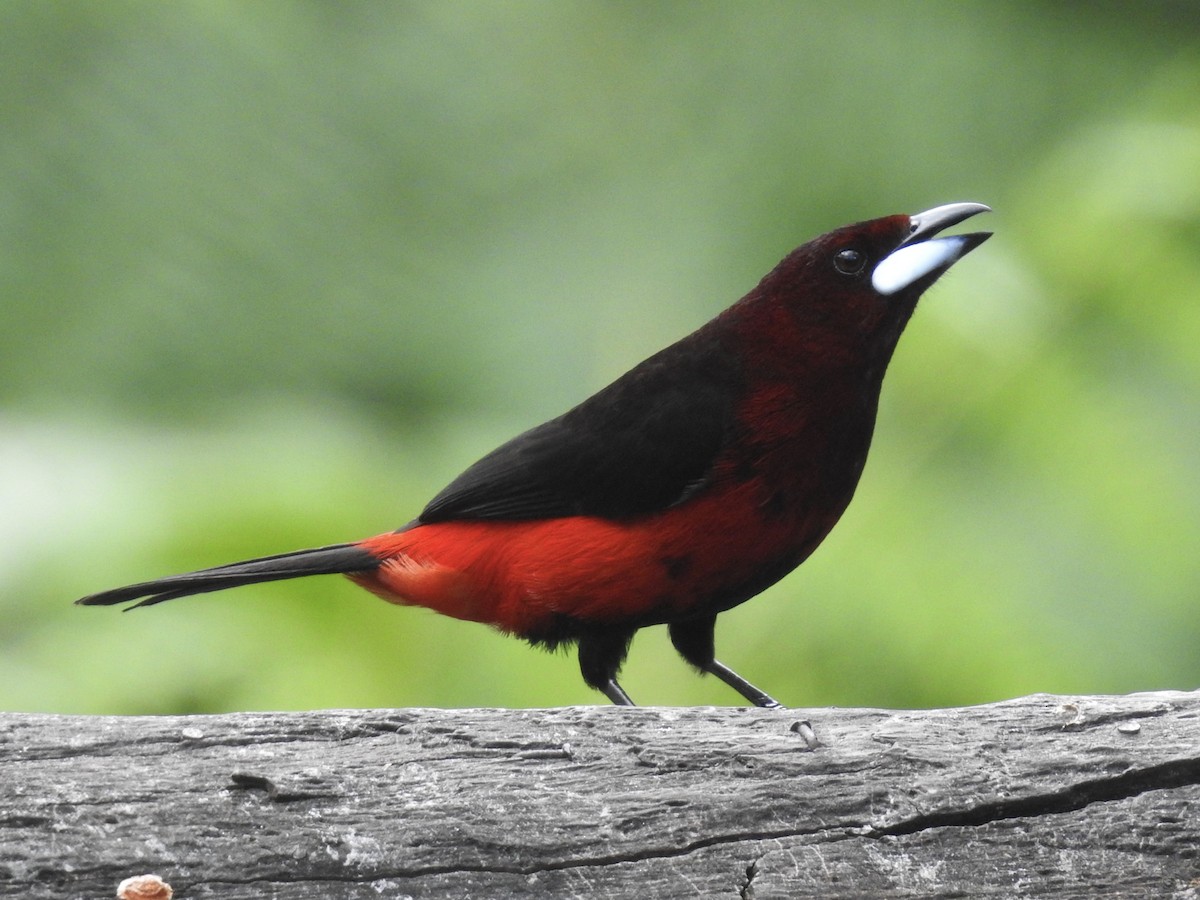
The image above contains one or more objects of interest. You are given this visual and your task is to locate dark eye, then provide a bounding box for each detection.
[833,248,866,275]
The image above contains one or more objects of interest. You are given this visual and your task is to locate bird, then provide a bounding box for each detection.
[77,202,991,708]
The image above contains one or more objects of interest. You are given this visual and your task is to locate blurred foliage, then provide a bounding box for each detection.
[1,1,1198,713]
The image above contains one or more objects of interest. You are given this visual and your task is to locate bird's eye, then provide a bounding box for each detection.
[833,248,866,275]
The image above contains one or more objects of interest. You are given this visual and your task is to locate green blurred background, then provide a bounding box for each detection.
[3,1,1198,714]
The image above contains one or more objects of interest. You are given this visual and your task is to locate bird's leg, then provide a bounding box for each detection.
[669,616,784,709]
[600,679,636,706]
[703,658,782,709]
[577,627,637,707]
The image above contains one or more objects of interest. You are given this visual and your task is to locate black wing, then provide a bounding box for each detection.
[419,328,740,523]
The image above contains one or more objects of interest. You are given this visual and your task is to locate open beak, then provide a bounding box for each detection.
[872,202,992,296]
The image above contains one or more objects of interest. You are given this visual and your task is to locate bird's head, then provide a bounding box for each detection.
[742,202,991,366]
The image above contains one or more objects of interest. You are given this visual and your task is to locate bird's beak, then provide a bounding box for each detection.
[871,202,991,296]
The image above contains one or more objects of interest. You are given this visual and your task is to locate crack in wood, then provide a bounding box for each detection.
[228,772,341,803]
[738,855,762,899]
[1045,702,1175,733]
[185,824,834,888]
[869,755,1200,838]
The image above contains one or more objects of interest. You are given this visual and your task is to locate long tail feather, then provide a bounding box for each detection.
[75,543,380,610]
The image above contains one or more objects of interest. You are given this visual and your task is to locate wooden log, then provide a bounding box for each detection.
[2,691,1198,898]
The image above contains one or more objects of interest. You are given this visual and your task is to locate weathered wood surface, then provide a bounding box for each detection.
[2,692,1199,898]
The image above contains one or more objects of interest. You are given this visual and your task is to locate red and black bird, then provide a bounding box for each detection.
[78,202,991,707]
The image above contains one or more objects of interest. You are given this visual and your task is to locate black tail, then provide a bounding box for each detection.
[75,543,381,610]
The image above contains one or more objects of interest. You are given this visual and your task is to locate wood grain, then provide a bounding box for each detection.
[3,692,1198,898]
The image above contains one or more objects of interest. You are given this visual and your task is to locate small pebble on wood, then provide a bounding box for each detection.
[116,873,172,900]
